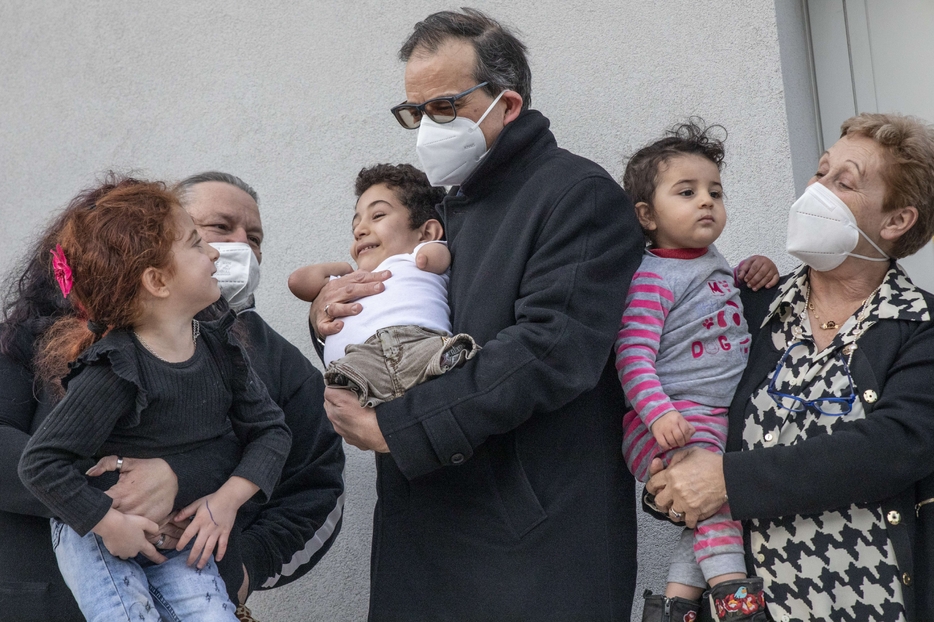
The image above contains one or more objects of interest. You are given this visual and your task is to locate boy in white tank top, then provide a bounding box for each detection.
[289,164,478,406]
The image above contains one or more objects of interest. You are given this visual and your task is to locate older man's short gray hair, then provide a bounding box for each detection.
[175,171,259,206]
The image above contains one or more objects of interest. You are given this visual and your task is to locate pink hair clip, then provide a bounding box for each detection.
[50,244,73,298]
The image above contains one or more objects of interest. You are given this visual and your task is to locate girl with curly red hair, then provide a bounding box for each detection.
[18,177,290,622]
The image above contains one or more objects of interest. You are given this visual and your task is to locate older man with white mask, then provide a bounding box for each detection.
[182,172,345,619]
[309,9,643,621]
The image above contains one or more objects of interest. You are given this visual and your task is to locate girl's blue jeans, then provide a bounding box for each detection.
[52,518,237,621]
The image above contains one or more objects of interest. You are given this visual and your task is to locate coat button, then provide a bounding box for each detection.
[902,572,912,586]
[764,433,774,442]
[887,510,901,525]
[842,344,857,355]
[450,453,465,465]
[863,389,878,403]
[756,553,766,563]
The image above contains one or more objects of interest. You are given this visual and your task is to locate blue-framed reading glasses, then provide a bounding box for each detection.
[766,341,856,416]
[390,82,489,129]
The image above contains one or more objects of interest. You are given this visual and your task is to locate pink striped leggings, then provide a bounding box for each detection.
[623,402,745,586]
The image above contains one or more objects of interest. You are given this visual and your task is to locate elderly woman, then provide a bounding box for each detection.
[648,112,934,622]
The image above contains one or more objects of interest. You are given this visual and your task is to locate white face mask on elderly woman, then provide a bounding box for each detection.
[415,90,506,187]
[210,242,261,311]
[786,182,890,272]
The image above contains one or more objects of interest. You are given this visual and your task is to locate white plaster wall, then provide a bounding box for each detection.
[774,0,822,197]
[0,1,805,620]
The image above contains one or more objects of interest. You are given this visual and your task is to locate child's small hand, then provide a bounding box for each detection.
[736,255,780,291]
[650,410,695,450]
[174,492,238,569]
[174,476,258,569]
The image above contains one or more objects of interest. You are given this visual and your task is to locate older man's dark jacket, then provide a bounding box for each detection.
[371,109,643,621]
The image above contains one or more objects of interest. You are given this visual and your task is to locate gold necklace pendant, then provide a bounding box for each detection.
[804,278,883,334]
[808,300,840,330]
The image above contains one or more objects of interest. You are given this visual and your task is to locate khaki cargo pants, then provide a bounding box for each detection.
[324,325,480,407]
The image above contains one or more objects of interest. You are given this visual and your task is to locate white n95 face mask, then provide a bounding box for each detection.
[210,242,261,311]
[416,90,506,187]
[786,182,889,272]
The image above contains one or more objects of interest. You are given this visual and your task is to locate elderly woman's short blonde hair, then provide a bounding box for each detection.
[840,113,934,258]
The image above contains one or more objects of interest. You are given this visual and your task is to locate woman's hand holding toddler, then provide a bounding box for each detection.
[93,508,165,563]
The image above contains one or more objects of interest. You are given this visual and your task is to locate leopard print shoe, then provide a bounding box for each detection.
[236,604,261,622]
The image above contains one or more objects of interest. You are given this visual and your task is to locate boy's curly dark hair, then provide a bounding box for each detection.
[354,164,445,229]
[623,119,727,208]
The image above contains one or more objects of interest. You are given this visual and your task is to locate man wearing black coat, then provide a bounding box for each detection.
[314,9,643,621]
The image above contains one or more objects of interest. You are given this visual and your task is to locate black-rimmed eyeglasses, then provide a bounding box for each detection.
[390,82,489,129]
[766,341,856,416]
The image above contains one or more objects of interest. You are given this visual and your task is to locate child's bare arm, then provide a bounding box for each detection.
[415,242,451,274]
[650,410,696,451]
[174,475,259,568]
[734,255,780,291]
[288,262,355,302]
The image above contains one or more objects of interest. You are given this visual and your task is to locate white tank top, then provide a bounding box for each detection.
[323,242,451,366]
